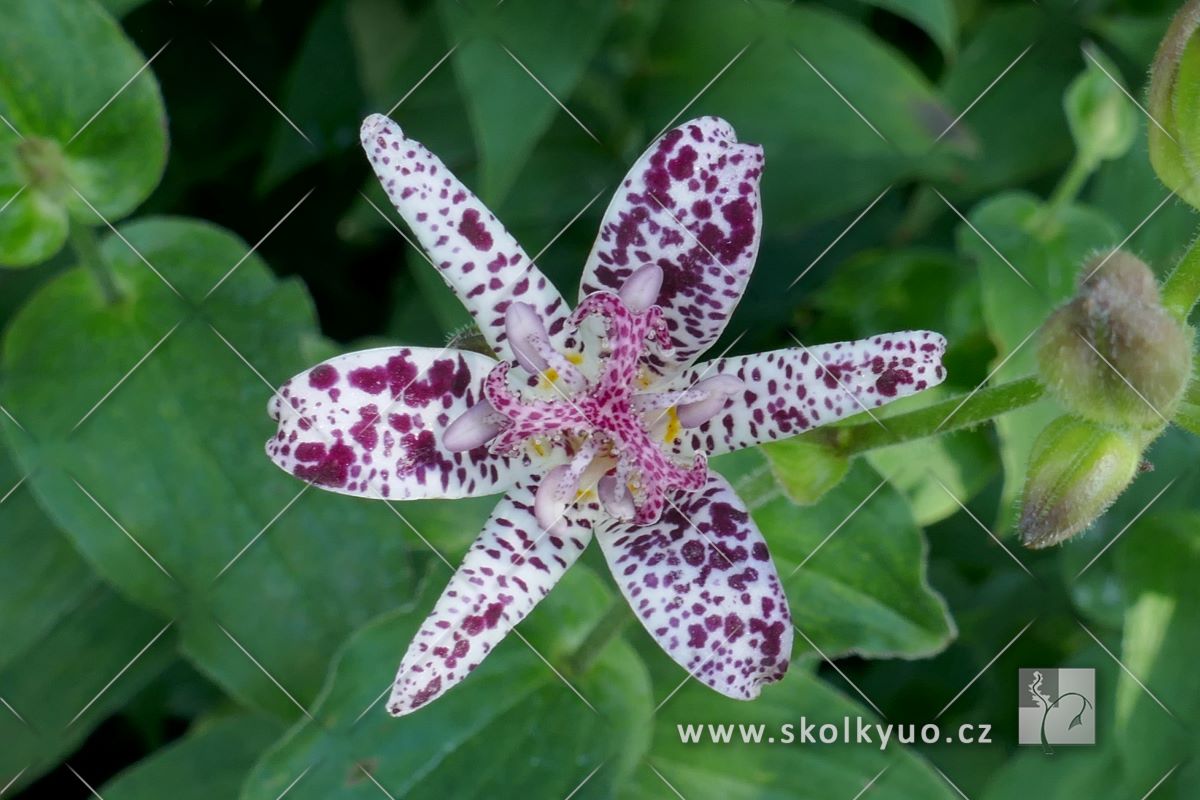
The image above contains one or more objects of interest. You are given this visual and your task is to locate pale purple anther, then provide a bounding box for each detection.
[265,113,949,717]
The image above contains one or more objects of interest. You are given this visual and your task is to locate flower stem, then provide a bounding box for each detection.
[1047,153,1094,215]
[566,598,632,677]
[806,375,1045,456]
[70,222,120,304]
[1162,231,1200,323]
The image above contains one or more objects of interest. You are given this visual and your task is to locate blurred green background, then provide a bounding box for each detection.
[1,0,1198,797]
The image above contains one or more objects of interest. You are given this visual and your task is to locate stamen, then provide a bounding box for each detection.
[533,439,597,531]
[619,264,664,313]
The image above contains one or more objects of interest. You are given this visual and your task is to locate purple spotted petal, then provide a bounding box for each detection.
[580,117,763,373]
[361,114,570,361]
[388,480,598,716]
[676,332,948,456]
[266,346,521,500]
[597,472,791,700]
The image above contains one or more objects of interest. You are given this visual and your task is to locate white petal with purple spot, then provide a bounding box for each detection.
[388,480,598,716]
[674,331,948,455]
[579,117,763,373]
[597,472,791,700]
[362,114,571,361]
[266,346,521,499]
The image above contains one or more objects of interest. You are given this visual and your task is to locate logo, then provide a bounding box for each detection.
[1018,668,1095,751]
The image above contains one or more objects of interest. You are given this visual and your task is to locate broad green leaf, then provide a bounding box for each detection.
[1114,515,1200,792]
[0,0,167,266]
[100,0,150,15]
[717,450,954,659]
[0,217,418,719]
[940,7,1083,193]
[956,192,1120,531]
[853,0,958,58]
[101,713,285,799]
[759,437,850,505]
[258,0,365,189]
[638,0,956,230]
[0,584,175,789]
[241,566,653,800]
[621,666,958,800]
[865,429,996,526]
[439,0,616,204]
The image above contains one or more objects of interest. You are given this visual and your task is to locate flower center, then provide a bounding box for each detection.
[443,265,742,528]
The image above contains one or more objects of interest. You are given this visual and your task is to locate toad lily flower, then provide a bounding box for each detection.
[266,113,947,716]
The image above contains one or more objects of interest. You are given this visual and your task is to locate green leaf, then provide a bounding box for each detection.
[439,0,616,204]
[956,192,1120,531]
[1114,514,1200,791]
[759,437,850,505]
[0,217,418,719]
[717,450,954,659]
[258,0,365,189]
[101,713,285,799]
[0,445,175,790]
[241,566,653,800]
[639,0,955,230]
[865,428,996,527]
[940,7,1083,193]
[852,0,958,58]
[0,0,167,266]
[621,666,957,800]
[0,584,175,789]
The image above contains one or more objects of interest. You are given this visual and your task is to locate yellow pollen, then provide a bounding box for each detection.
[663,406,681,444]
[565,351,583,365]
[530,439,546,457]
[538,367,560,390]
[575,487,595,500]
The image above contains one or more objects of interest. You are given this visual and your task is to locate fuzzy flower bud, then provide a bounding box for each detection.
[1020,416,1141,548]
[1149,0,1200,208]
[1064,46,1136,168]
[1037,252,1192,430]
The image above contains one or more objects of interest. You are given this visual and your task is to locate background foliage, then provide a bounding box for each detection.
[0,0,1197,797]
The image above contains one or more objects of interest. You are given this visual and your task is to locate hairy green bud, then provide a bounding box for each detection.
[1020,416,1141,549]
[1150,0,1200,207]
[1065,46,1136,168]
[1037,252,1192,429]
